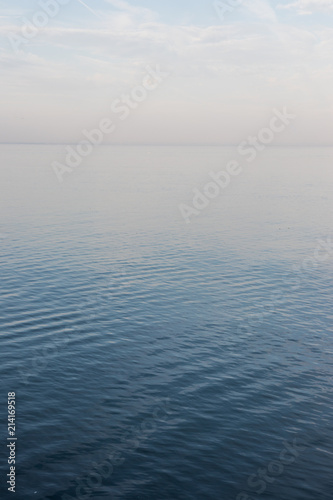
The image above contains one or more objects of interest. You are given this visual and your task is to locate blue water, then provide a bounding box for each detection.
[0,145,332,499]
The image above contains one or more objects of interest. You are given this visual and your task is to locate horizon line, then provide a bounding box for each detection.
[1,143,333,148]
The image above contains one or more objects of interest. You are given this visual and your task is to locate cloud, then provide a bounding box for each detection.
[242,0,278,22]
[1,0,333,144]
[0,20,321,71]
[279,0,333,15]
[104,0,158,22]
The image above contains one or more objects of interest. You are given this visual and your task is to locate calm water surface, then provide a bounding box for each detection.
[0,145,332,499]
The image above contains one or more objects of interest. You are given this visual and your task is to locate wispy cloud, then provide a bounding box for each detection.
[242,0,278,22]
[0,0,332,145]
[75,0,104,19]
[279,0,333,15]
[104,0,158,22]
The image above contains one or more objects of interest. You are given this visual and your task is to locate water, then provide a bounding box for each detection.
[0,145,332,500]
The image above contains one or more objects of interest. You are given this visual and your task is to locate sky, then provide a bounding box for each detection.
[0,0,333,145]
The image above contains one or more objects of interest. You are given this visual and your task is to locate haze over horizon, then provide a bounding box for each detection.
[1,0,333,145]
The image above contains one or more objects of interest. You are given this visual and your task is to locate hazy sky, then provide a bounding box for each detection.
[1,0,333,145]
